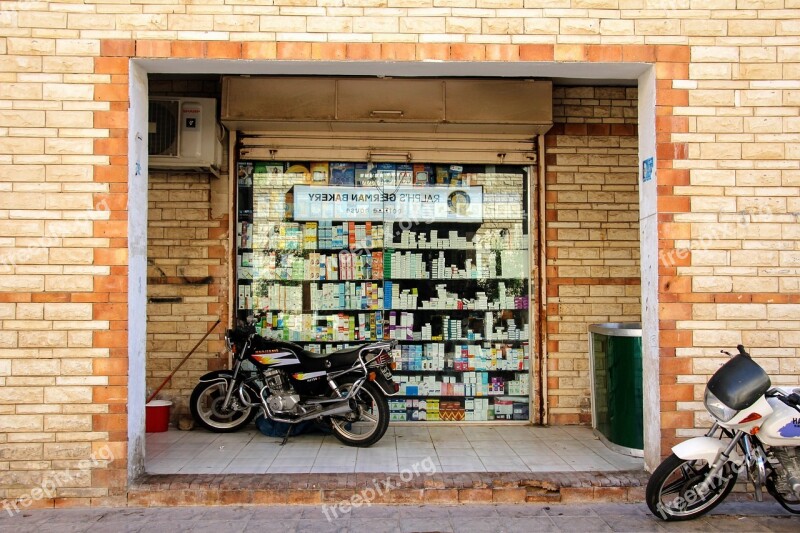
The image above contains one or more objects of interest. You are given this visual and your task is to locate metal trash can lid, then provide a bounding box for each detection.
[588,322,642,337]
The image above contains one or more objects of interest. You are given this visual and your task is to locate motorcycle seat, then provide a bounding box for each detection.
[298,345,362,371]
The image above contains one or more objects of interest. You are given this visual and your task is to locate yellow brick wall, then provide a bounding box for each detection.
[546,86,641,425]
[146,173,229,420]
[145,78,230,422]
[0,0,799,502]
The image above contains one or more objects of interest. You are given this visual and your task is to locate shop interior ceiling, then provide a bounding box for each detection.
[222,77,552,165]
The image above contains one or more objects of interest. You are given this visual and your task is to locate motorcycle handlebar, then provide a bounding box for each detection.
[736,344,750,358]
[720,344,750,358]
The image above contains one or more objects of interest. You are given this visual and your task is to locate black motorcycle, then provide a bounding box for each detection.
[190,317,398,447]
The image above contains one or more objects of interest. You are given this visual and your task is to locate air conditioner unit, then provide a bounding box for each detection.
[148,97,223,177]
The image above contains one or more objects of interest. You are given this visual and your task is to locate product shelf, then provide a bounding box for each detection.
[236,159,532,423]
[392,394,528,399]
[393,369,527,374]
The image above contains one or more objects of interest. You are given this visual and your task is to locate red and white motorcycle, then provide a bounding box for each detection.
[647,345,800,520]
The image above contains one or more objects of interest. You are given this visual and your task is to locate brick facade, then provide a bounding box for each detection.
[0,0,798,507]
[546,86,641,425]
[145,77,229,422]
[146,173,228,417]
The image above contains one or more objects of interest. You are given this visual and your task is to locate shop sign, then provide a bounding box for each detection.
[293,185,483,223]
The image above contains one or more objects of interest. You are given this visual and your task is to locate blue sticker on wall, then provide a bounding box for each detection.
[642,158,654,183]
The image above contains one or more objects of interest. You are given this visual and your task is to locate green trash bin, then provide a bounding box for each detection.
[589,322,643,457]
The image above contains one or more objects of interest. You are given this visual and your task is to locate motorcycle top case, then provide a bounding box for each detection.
[707,353,771,410]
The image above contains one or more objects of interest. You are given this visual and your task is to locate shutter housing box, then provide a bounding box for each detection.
[221,77,552,135]
[222,77,552,164]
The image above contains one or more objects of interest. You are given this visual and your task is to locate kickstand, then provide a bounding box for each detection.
[280,425,292,446]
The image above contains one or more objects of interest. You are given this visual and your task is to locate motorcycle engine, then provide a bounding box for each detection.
[263,369,302,415]
[772,447,800,496]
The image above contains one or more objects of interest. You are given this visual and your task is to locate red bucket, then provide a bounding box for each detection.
[145,400,172,432]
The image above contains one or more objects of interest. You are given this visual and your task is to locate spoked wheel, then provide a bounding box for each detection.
[328,379,389,447]
[646,453,738,521]
[189,379,256,432]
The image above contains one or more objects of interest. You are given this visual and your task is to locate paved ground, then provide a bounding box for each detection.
[146,425,643,474]
[1,501,797,532]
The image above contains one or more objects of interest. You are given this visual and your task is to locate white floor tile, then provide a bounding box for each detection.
[522,458,570,469]
[527,464,573,472]
[222,466,268,474]
[441,464,487,472]
[145,425,644,475]
[431,441,474,450]
[311,465,355,473]
[438,456,483,466]
[266,465,312,473]
[436,449,478,459]
[397,459,441,471]
[356,466,400,473]
[313,457,358,468]
[471,443,516,456]
[270,459,316,468]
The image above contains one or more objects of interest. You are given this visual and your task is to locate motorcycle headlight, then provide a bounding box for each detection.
[704,388,738,422]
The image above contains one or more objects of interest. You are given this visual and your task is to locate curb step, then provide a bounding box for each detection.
[126,470,649,507]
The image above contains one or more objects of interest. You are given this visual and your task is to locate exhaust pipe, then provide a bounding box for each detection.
[307,399,354,420]
[263,398,355,424]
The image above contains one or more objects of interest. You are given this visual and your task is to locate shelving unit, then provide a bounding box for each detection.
[236,160,532,423]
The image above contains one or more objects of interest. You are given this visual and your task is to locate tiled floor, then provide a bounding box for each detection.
[145,425,644,475]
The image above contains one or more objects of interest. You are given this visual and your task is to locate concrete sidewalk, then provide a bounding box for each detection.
[0,501,797,532]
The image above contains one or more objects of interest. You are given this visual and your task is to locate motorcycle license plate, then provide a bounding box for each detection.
[380,366,393,380]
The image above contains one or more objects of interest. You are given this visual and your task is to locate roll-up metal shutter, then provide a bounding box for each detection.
[237,130,538,165]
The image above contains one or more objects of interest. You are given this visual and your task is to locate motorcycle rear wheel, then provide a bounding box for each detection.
[328,380,389,448]
[190,378,256,433]
[646,453,737,521]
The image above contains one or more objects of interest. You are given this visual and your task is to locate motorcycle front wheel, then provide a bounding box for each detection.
[189,378,256,433]
[646,453,738,521]
[328,379,389,448]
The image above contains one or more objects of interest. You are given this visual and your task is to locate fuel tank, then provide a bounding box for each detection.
[758,394,800,446]
[247,338,303,372]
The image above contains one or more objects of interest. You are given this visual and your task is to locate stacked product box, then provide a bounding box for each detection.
[310,282,383,310]
[489,376,505,395]
[506,372,530,396]
[337,251,374,280]
[465,398,491,421]
[303,222,318,249]
[260,284,303,311]
[390,285,419,309]
[494,398,514,420]
[404,399,427,421]
[494,397,529,420]
[255,222,304,250]
[316,221,383,250]
[388,251,428,279]
[387,311,414,340]
[256,311,383,342]
[428,251,499,279]
[238,284,252,310]
[490,320,530,341]
[427,399,440,421]
[389,399,407,422]
[512,402,529,420]
[440,401,465,421]
[450,344,528,371]
[426,343,446,370]
[392,343,446,371]
[388,227,508,251]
